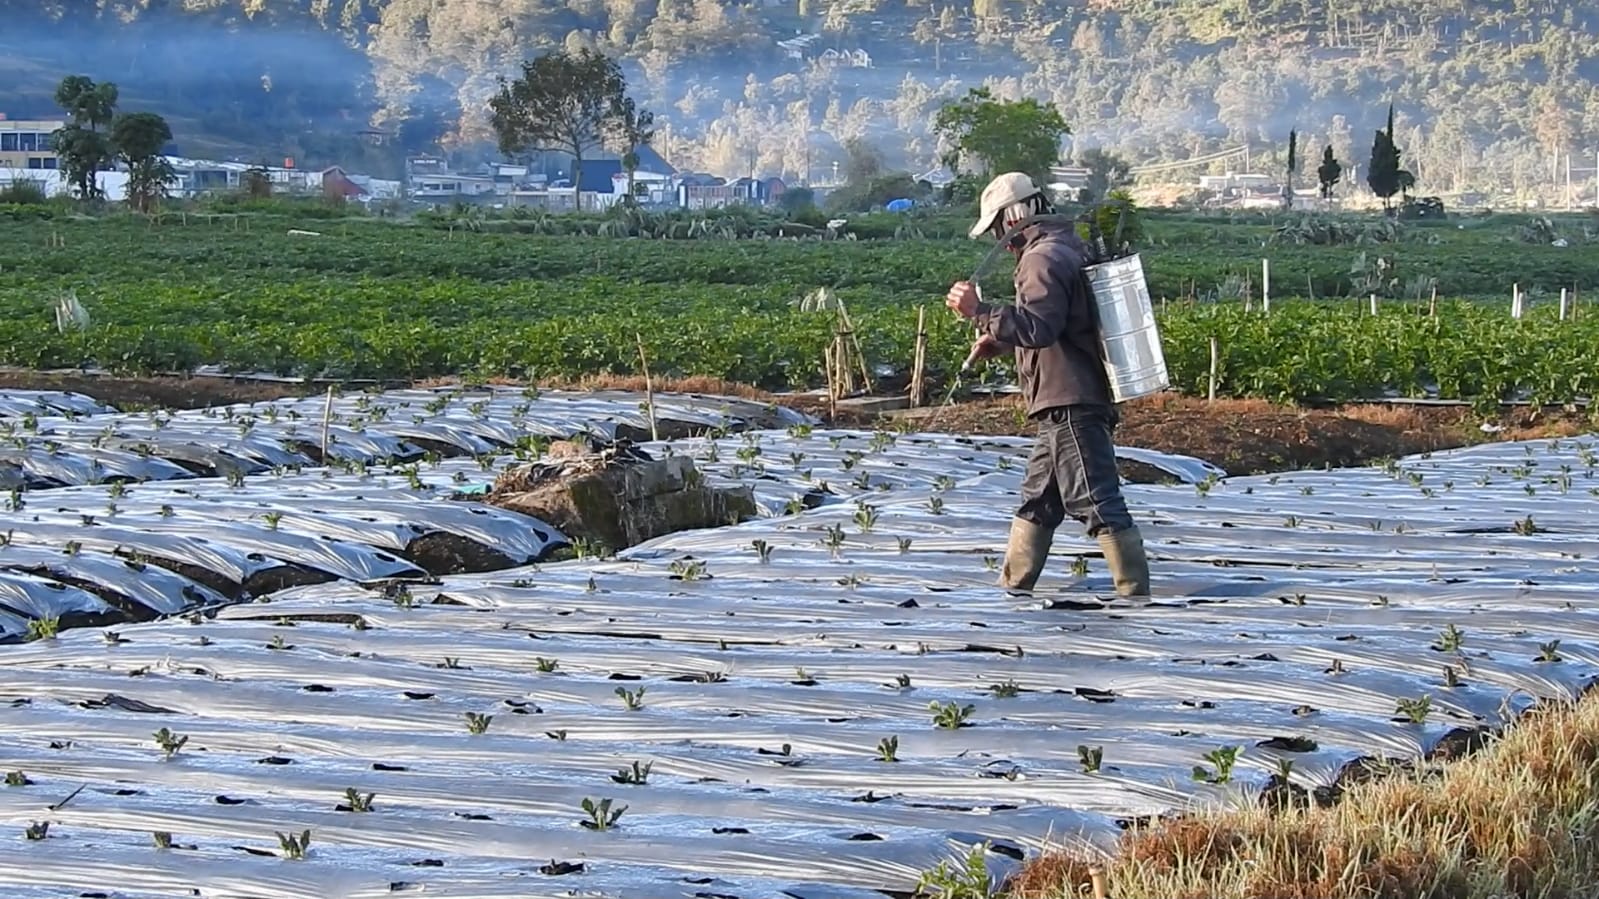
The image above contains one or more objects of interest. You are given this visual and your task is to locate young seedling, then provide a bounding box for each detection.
[340,788,375,812]
[1077,744,1103,773]
[927,495,945,515]
[262,511,283,531]
[988,680,1020,698]
[535,657,559,673]
[464,712,493,734]
[1432,623,1464,653]
[750,539,772,563]
[981,555,998,571]
[1442,665,1462,687]
[580,797,626,831]
[1395,695,1432,724]
[276,829,311,859]
[929,700,975,729]
[389,585,415,609]
[545,729,568,741]
[893,673,912,689]
[1538,640,1563,663]
[1513,515,1542,535]
[615,686,646,711]
[1192,745,1241,784]
[876,736,899,763]
[610,761,652,785]
[897,536,913,554]
[24,821,48,841]
[915,842,995,899]
[5,770,30,787]
[25,617,59,642]
[854,503,879,533]
[152,831,173,849]
[1273,757,1295,782]
[153,728,188,760]
[667,559,706,581]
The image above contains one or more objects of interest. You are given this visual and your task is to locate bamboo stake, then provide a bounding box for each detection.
[1208,337,1219,403]
[834,297,873,394]
[320,385,334,462]
[1089,865,1108,899]
[910,305,927,407]
[635,332,659,442]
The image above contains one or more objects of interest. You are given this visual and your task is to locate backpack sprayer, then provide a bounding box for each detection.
[950,198,1170,404]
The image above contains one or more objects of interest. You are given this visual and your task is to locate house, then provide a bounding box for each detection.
[1047,165,1092,196]
[409,172,496,202]
[0,117,65,171]
[321,166,368,201]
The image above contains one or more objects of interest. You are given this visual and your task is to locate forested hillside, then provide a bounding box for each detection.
[3,0,1596,197]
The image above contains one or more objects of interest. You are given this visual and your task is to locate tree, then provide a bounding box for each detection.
[841,138,884,185]
[610,96,655,206]
[488,48,637,212]
[1365,103,1415,214]
[52,75,119,200]
[932,87,1070,185]
[1317,144,1342,205]
[1283,129,1297,210]
[1076,147,1132,203]
[112,112,176,213]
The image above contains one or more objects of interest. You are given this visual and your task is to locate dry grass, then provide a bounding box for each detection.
[1008,695,1599,899]
[415,373,777,401]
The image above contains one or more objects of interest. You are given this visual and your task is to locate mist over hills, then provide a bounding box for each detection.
[2,0,1595,197]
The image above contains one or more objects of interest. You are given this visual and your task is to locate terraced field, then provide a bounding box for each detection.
[1,385,1594,898]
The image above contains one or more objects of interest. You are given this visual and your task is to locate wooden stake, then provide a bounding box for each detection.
[910,305,927,407]
[1089,865,1108,899]
[1208,337,1219,403]
[635,332,659,442]
[320,385,335,462]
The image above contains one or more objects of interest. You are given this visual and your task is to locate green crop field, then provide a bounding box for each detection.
[0,203,1595,411]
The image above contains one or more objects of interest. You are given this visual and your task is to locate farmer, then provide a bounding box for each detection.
[943,172,1151,598]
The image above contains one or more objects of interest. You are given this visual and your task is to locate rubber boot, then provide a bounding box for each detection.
[999,517,1053,592]
[1096,525,1151,597]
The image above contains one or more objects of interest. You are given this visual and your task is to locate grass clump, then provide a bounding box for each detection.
[1009,695,1599,899]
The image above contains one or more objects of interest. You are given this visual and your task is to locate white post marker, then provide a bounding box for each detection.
[1512,283,1523,320]
[1369,293,1377,316]
[1560,287,1569,321]
[1262,258,1270,313]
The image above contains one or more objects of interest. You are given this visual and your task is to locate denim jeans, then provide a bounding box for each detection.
[1014,404,1133,538]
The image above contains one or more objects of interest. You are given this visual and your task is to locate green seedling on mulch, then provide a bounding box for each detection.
[615,686,646,710]
[24,821,48,841]
[610,761,652,785]
[580,797,626,831]
[751,539,772,563]
[1070,556,1089,578]
[787,424,813,439]
[928,495,945,515]
[586,575,598,592]
[916,841,996,899]
[1078,745,1103,773]
[63,540,81,556]
[5,770,31,787]
[263,511,282,530]
[1513,515,1542,535]
[1433,623,1464,652]
[982,555,998,571]
[869,430,896,452]
[851,470,874,490]
[341,788,375,812]
[893,673,912,689]
[153,728,188,759]
[438,657,465,669]
[1396,695,1432,724]
[668,559,706,580]
[545,729,568,741]
[535,657,559,673]
[152,831,172,849]
[837,573,861,589]
[389,585,415,609]
[822,523,846,556]
[1274,757,1296,781]
[989,680,1020,698]
[26,617,59,642]
[898,537,913,553]
[101,630,127,646]
[1539,640,1563,662]
[1443,665,1462,687]
[267,634,290,651]
[854,503,879,533]
[877,736,900,762]
[1193,745,1241,784]
[464,712,493,734]
[276,829,311,859]
[930,700,975,729]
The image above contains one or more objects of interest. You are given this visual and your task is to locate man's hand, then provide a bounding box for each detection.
[945,281,980,319]
[969,333,1005,360]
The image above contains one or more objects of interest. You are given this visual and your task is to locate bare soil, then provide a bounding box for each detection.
[4,370,1592,477]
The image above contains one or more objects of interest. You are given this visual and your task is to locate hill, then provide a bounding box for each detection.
[2,0,1596,197]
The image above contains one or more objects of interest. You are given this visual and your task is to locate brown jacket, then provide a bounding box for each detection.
[973,219,1111,417]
